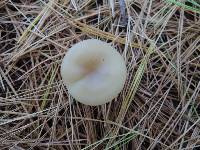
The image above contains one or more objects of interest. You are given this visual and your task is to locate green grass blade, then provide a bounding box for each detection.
[164,0,200,13]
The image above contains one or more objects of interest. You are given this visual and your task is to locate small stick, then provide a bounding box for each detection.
[119,0,127,26]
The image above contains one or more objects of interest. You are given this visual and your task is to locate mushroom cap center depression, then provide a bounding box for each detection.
[79,57,102,77]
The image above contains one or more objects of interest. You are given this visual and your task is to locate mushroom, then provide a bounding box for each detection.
[61,39,127,106]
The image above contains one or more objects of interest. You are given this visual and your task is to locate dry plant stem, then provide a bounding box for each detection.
[106,45,154,146]
[17,0,145,52]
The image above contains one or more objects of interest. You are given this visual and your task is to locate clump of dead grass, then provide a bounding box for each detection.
[0,0,200,149]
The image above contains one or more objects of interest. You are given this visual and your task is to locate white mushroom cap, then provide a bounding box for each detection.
[61,39,127,106]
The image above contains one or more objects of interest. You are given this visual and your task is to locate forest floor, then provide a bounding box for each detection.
[0,0,200,149]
